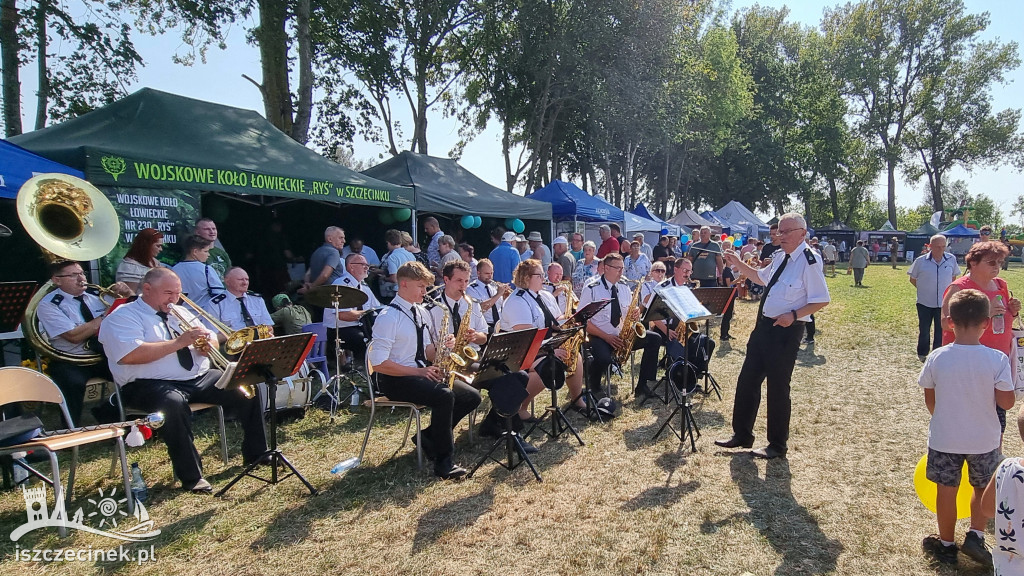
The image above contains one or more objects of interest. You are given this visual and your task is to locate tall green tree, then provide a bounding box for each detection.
[823,0,988,228]
[904,34,1023,211]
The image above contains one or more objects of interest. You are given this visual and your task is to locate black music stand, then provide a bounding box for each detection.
[525,327,585,446]
[689,287,737,399]
[652,364,701,451]
[638,292,676,406]
[0,282,37,334]
[216,333,318,497]
[467,328,543,481]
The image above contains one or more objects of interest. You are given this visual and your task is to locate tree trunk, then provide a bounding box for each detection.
[33,0,48,130]
[827,176,840,224]
[291,0,313,144]
[0,0,22,136]
[256,0,293,137]
[886,156,898,227]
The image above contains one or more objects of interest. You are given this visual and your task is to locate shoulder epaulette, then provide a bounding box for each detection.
[211,293,227,305]
[246,290,261,297]
[341,276,353,285]
[585,278,601,288]
[468,280,479,288]
[85,286,101,297]
[803,248,817,265]
[659,279,671,288]
[49,293,64,305]
[514,288,527,298]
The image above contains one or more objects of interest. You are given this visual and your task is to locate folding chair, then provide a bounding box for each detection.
[358,344,428,470]
[301,322,330,377]
[0,367,132,537]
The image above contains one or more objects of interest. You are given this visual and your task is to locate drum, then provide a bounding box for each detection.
[260,362,320,415]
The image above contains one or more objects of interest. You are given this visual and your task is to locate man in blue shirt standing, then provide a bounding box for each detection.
[908,234,960,358]
[488,231,521,283]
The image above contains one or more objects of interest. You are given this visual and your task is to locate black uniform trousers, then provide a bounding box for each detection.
[47,360,112,427]
[916,303,942,357]
[588,330,663,392]
[375,374,481,461]
[730,317,805,451]
[120,369,267,484]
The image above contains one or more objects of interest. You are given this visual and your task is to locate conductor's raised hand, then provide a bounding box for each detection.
[723,250,741,267]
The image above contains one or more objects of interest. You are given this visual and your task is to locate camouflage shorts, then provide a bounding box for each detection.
[927,447,1003,488]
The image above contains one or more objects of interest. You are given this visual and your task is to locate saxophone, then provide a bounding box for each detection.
[613,280,647,365]
[554,281,584,376]
[431,294,479,387]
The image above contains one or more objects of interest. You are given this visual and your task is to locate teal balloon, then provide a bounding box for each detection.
[680,234,690,243]
[393,207,411,222]
[512,219,525,233]
[461,215,475,229]
[505,218,515,229]
[379,211,395,225]
[734,238,743,247]
[473,216,482,228]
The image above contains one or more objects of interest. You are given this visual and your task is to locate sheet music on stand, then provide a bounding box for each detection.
[690,287,737,317]
[653,285,714,324]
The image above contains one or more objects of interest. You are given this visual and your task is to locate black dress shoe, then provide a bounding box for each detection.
[714,436,754,449]
[434,458,468,480]
[751,445,787,459]
[181,478,213,493]
[634,384,653,399]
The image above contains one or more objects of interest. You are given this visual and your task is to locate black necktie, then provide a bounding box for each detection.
[610,283,622,327]
[412,306,428,368]
[758,253,791,319]
[238,297,255,327]
[451,299,462,334]
[531,292,557,328]
[74,295,95,321]
[156,311,195,370]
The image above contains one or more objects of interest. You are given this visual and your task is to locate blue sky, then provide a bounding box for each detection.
[14,0,1024,221]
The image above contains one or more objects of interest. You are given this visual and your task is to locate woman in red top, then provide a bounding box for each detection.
[940,241,1020,430]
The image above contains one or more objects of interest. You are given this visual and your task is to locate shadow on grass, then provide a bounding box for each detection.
[714,454,843,576]
[411,481,496,552]
[620,480,699,511]
[796,344,826,367]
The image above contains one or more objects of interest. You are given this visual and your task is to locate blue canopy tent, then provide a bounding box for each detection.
[527,180,625,245]
[939,224,979,257]
[0,139,84,199]
[630,203,681,237]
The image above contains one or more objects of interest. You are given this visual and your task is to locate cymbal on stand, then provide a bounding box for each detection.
[305,285,368,309]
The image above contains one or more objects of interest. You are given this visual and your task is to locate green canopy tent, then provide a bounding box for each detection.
[11,88,414,289]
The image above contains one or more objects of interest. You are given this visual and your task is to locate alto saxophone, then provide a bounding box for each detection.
[431,294,478,387]
[554,281,584,376]
[613,280,647,365]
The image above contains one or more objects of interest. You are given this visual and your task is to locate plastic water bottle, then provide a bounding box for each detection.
[350,386,360,406]
[130,462,148,503]
[993,295,1005,335]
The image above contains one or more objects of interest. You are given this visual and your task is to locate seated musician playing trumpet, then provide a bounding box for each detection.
[544,262,569,311]
[98,268,268,493]
[650,257,697,342]
[368,261,481,480]
[500,259,587,421]
[579,253,663,400]
[203,267,275,336]
[35,260,133,425]
[465,259,507,334]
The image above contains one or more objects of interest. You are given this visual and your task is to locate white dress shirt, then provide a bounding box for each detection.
[35,288,108,354]
[99,298,216,385]
[427,292,487,346]
[543,283,569,314]
[323,272,380,329]
[205,291,274,331]
[758,241,831,321]
[466,280,502,326]
[172,260,225,309]
[500,288,560,330]
[579,276,631,334]
[367,295,433,368]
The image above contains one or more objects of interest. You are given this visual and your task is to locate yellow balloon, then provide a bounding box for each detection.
[725,236,734,243]
[913,455,973,519]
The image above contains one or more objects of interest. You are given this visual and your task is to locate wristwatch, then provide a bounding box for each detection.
[791,310,798,321]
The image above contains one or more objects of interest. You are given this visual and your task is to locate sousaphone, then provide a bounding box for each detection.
[18,173,120,365]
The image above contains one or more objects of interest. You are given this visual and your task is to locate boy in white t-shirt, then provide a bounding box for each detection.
[920,288,1015,567]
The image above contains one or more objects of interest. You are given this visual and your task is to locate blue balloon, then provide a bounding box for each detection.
[734,238,743,247]
[473,215,482,228]
[461,215,475,229]
[661,228,669,236]
[680,234,690,244]
[512,219,525,234]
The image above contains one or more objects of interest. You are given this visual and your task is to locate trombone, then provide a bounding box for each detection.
[177,293,259,355]
[164,304,230,370]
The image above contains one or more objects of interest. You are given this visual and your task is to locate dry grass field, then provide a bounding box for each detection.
[1,263,1021,575]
